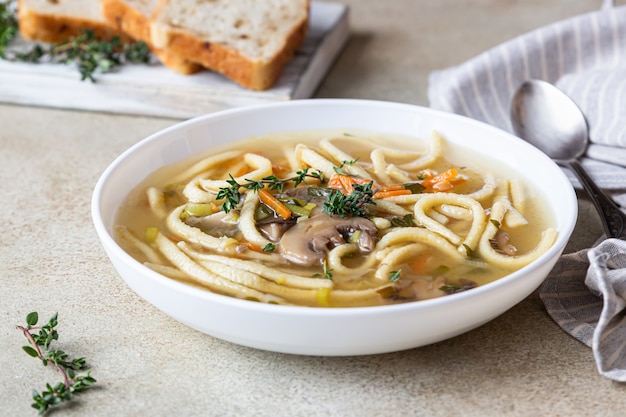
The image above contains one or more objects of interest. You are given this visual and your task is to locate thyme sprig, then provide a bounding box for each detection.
[333,158,359,175]
[0,0,151,81]
[216,168,324,213]
[16,312,96,415]
[322,181,376,218]
[0,0,17,58]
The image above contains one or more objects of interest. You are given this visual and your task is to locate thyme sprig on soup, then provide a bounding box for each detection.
[114,130,557,307]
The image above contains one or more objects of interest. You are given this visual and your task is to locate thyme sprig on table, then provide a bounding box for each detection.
[0,0,151,81]
[16,312,96,415]
[217,168,325,213]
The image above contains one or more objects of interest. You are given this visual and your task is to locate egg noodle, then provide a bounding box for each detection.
[115,130,557,307]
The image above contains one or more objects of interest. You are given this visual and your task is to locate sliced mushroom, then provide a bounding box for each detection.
[257,218,296,242]
[278,214,378,266]
[184,211,239,238]
[493,229,518,256]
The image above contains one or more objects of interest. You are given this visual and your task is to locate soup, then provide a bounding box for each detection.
[114,129,556,307]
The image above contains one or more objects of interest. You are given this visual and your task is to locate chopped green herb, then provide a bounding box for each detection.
[263,243,276,252]
[439,284,460,293]
[440,279,477,294]
[323,259,333,280]
[404,182,426,194]
[333,166,347,175]
[342,158,359,165]
[463,244,475,258]
[389,214,416,228]
[389,270,401,282]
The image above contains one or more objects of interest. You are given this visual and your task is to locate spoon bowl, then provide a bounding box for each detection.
[511,79,626,238]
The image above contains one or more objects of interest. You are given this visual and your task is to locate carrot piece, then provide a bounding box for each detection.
[378,185,406,192]
[241,241,266,253]
[432,181,453,192]
[272,164,290,176]
[328,173,347,190]
[258,188,292,219]
[214,153,245,173]
[373,189,412,199]
[233,164,251,177]
[328,174,372,194]
[421,168,458,189]
[408,254,432,274]
[339,175,353,193]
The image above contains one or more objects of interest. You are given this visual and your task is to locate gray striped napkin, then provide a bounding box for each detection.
[427,2,626,381]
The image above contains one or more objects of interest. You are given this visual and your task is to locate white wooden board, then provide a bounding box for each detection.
[0,2,349,119]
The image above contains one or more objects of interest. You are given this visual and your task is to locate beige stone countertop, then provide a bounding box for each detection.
[2,1,625,416]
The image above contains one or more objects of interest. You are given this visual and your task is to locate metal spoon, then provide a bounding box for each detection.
[510,78,626,239]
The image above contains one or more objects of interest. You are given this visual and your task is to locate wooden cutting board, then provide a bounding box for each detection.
[0,2,349,119]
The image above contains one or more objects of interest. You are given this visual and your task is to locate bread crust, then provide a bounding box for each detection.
[100,0,151,40]
[150,0,310,90]
[18,0,129,43]
[100,0,202,75]
[17,0,309,89]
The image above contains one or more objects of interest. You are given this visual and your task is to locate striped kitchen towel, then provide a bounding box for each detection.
[428,2,626,381]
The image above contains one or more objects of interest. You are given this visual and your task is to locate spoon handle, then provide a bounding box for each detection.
[566,159,626,239]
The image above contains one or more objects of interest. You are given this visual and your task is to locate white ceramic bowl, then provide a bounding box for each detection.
[92,99,577,356]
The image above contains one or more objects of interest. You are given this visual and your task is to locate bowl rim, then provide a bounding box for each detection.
[91,98,578,316]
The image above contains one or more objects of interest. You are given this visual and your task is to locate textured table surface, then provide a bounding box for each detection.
[1,1,624,416]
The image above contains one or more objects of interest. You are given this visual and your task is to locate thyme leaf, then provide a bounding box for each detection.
[389,214,416,228]
[263,243,276,252]
[389,270,401,282]
[323,259,333,280]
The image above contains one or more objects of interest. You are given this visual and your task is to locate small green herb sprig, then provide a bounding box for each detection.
[312,259,334,280]
[0,0,17,58]
[217,168,325,213]
[332,158,359,175]
[0,0,151,81]
[16,312,96,415]
[322,181,376,218]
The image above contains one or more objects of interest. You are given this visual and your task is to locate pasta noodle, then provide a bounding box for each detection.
[413,193,486,253]
[114,129,557,307]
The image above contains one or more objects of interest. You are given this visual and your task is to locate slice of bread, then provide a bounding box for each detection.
[150,0,310,90]
[100,0,202,75]
[17,0,128,43]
